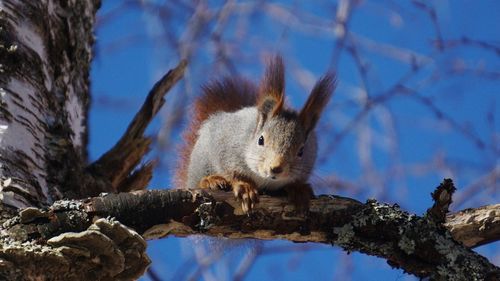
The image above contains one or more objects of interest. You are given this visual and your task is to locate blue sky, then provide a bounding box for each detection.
[90,1,499,280]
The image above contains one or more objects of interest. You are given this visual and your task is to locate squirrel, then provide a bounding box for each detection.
[176,56,335,213]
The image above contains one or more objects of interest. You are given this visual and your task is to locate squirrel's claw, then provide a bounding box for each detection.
[200,174,259,213]
[233,180,259,214]
[199,175,231,191]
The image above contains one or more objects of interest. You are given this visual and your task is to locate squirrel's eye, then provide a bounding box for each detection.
[297,146,304,157]
[258,135,264,146]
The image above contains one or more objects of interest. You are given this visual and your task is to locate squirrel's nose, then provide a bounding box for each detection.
[270,166,283,174]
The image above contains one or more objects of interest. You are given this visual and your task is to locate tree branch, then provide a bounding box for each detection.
[87,60,187,194]
[4,184,500,280]
[445,204,500,248]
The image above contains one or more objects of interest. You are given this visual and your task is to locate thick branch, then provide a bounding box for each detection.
[4,189,500,280]
[87,60,187,193]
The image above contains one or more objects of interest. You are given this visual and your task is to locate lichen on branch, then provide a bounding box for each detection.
[2,181,499,280]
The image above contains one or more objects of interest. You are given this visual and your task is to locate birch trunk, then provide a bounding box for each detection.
[0,1,129,280]
[0,0,98,208]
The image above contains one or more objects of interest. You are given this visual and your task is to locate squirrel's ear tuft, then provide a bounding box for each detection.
[258,55,285,117]
[299,72,336,134]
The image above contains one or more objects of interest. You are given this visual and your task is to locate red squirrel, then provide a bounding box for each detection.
[176,56,335,213]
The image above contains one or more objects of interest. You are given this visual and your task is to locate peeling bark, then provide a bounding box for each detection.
[445,204,500,248]
[0,0,100,207]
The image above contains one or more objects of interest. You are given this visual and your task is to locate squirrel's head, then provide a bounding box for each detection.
[245,56,336,184]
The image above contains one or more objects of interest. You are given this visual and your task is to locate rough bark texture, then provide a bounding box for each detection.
[1,213,149,281]
[0,1,140,280]
[445,204,500,248]
[0,0,100,208]
[2,188,499,280]
[0,2,184,280]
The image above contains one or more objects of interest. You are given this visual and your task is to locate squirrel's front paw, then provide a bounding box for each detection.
[285,183,314,213]
[199,175,231,191]
[232,180,259,213]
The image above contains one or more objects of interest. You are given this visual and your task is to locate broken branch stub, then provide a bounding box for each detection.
[87,60,188,194]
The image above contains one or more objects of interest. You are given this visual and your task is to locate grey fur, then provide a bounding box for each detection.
[186,106,318,191]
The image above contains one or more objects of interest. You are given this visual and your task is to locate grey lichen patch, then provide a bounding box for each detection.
[435,257,485,281]
[332,221,395,257]
[433,234,478,280]
[366,203,415,231]
[3,224,30,241]
[353,212,370,227]
[1,215,20,229]
[398,235,415,255]
[0,237,72,279]
[328,200,431,269]
[435,235,460,264]
[357,200,499,280]
[348,201,413,230]
[50,199,82,211]
[333,224,355,246]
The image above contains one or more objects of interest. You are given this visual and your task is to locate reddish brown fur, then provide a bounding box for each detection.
[175,78,258,188]
[176,56,289,188]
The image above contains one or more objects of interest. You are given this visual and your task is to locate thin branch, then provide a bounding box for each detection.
[411,1,444,51]
[445,203,500,248]
[438,37,500,56]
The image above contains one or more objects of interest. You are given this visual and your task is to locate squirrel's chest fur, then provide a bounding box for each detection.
[186,107,293,190]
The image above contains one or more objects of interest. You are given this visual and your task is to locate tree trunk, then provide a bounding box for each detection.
[0,0,122,279]
[0,0,98,208]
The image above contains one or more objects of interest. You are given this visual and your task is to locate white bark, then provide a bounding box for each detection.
[0,0,97,208]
